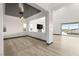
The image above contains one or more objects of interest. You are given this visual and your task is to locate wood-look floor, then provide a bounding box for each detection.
[4,35,79,56]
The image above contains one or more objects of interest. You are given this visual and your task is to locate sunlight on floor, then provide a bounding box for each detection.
[60,35,79,55]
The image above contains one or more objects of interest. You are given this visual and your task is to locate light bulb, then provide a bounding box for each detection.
[23,23,27,28]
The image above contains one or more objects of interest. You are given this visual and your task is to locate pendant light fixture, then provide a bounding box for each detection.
[18,3,24,24]
[18,3,27,31]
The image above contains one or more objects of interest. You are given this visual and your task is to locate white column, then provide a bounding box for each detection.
[45,10,53,44]
[0,3,3,56]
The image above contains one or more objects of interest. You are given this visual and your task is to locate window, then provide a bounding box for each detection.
[62,23,79,35]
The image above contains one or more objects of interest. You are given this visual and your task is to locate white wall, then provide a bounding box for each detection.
[3,15,27,38]
[0,3,3,56]
[29,17,45,33]
[25,12,47,41]
[53,4,79,34]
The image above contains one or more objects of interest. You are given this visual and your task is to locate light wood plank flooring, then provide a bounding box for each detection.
[4,35,79,56]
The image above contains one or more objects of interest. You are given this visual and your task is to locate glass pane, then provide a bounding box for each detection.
[69,24,79,29]
[62,23,79,35]
[62,24,69,29]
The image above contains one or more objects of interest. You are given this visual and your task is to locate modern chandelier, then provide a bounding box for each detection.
[18,3,27,30]
[18,3,24,24]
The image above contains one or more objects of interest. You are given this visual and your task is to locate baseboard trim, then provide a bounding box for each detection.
[4,35,46,43]
[26,35,46,42]
[46,42,53,45]
[4,35,28,40]
[53,34,61,35]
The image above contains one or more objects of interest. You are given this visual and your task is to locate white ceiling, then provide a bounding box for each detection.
[36,3,71,11]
